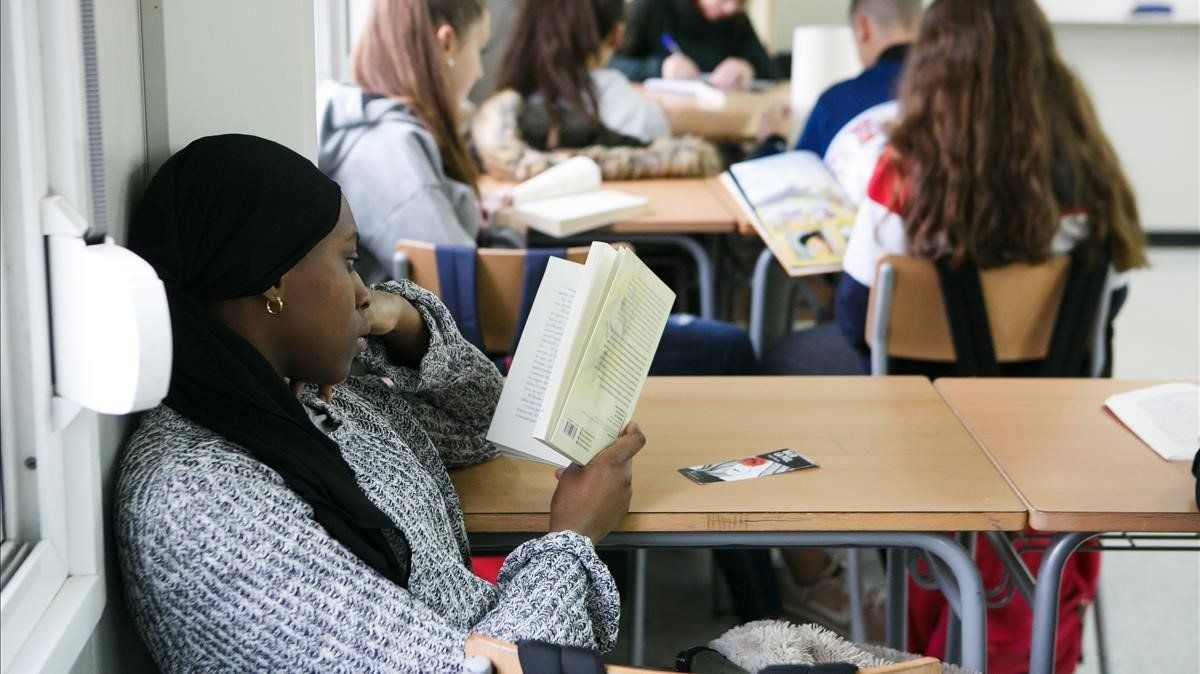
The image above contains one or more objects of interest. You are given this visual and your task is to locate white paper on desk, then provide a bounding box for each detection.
[644,78,727,108]
[486,258,580,468]
[1104,383,1200,461]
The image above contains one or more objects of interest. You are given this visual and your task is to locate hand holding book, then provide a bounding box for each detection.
[487,242,675,467]
[549,422,646,543]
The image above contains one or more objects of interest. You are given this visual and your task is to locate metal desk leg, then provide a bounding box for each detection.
[749,248,774,356]
[631,548,648,665]
[846,548,866,643]
[1030,532,1098,674]
[943,533,977,666]
[1093,587,1111,674]
[983,531,1036,606]
[886,547,908,651]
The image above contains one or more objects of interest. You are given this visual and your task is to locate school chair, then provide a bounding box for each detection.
[862,251,1113,666]
[464,635,945,674]
[393,239,594,356]
[864,252,1112,377]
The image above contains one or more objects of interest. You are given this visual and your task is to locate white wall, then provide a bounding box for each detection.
[1054,24,1200,232]
[144,0,318,165]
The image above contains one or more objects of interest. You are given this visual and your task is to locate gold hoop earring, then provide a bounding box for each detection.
[266,296,284,315]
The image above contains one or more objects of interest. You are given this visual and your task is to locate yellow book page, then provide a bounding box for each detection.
[541,250,675,464]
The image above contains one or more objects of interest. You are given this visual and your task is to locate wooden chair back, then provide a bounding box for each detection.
[394,240,592,354]
[865,255,1071,367]
[464,635,942,674]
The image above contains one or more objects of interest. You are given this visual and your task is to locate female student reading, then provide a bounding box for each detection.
[318,0,509,284]
[832,0,1146,670]
[118,134,643,671]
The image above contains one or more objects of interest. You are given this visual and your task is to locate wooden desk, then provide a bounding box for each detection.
[480,175,745,235]
[456,376,1016,671]
[455,376,1017,672]
[935,378,1199,674]
[935,378,1200,532]
[453,376,1026,533]
[481,175,746,319]
[640,83,791,140]
[600,177,747,234]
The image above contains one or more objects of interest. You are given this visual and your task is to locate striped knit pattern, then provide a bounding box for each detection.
[117,280,620,673]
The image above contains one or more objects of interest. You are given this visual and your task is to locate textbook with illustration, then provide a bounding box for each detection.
[721,150,856,276]
[505,156,649,238]
[1104,383,1200,462]
[487,242,675,467]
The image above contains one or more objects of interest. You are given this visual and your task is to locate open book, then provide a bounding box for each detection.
[506,157,649,238]
[721,150,856,276]
[1104,383,1200,461]
[486,243,675,467]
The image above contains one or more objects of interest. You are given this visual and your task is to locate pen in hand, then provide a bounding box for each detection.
[659,33,700,80]
[660,33,682,55]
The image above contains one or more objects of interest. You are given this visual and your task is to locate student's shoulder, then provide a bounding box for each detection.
[814,73,879,113]
[119,407,293,514]
[350,111,445,180]
[591,68,638,95]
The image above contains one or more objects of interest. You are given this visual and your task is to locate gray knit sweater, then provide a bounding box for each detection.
[116,280,620,673]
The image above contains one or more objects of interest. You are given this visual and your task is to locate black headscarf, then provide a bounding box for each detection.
[128,134,409,587]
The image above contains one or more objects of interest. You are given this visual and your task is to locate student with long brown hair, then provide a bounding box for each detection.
[471,0,720,183]
[831,1,1145,670]
[836,0,1146,375]
[492,0,669,146]
[318,0,511,285]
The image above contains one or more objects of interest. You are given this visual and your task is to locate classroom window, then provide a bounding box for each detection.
[0,0,107,669]
[313,0,372,84]
[0,276,32,593]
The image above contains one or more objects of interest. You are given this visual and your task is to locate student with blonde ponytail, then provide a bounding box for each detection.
[318,0,513,285]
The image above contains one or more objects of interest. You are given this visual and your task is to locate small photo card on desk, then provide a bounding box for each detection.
[679,448,819,485]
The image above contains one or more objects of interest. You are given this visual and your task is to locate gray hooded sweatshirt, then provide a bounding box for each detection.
[318,81,481,284]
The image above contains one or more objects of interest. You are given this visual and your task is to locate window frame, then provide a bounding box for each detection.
[0,0,107,671]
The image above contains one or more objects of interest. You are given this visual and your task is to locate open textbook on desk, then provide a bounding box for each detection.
[721,150,856,276]
[487,243,675,467]
[504,157,649,238]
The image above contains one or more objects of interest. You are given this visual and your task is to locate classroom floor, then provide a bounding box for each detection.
[608,246,1200,673]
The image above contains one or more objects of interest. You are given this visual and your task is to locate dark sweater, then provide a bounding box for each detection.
[796,44,909,158]
[610,0,773,82]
